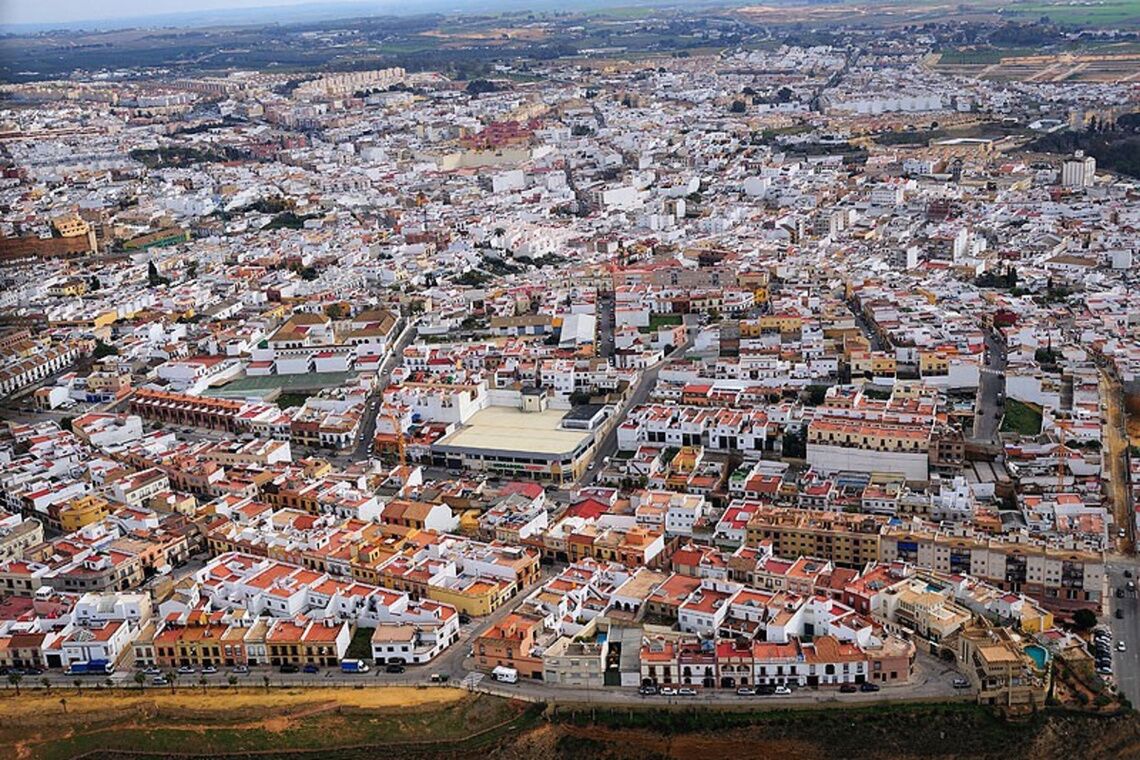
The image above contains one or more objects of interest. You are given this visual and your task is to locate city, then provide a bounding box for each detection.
[1,1,1140,758]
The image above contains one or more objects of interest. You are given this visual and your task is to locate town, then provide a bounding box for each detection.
[1,4,1139,744]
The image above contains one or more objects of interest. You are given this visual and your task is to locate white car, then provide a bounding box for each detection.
[1118,641,1127,652]
[773,685,792,696]
[658,686,677,696]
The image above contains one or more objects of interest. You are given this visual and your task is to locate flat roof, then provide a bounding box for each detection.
[434,406,593,459]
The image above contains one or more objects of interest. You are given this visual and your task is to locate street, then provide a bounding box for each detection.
[1106,560,1140,707]
[972,327,1007,443]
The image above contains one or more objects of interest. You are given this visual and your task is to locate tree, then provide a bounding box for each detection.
[199,675,208,693]
[73,678,82,694]
[59,697,68,714]
[1073,608,1097,630]
[134,671,146,690]
[324,302,348,320]
[730,100,747,114]
[227,675,238,688]
[262,674,271,693]
[8,673,22,695]
[41,677,51,692]
[93,339,118,360]
[167,672,178,694]
[147,260,169,288]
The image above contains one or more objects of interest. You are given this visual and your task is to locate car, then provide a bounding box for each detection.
[177,665,196,674]
[458,613,471,625]
[1116,609,1125,619]
[1116,588,1125,598]
[1119,529,1128,538]
[639,685,658,695]
[279,664,300,673]
[755,684,776,695]
[658,686,677,696]
[143,666,162,675]
[860,682,880,693]
[1118,641,1127,652]
[24,667,43,676]
[1129,581,1136,592]
[773,685,792,696]
[385,664,406,674]
[736,687,755,696]
[1126,570,1133,578]
[201,665,218,675]
[231,665,249,675]
[152,677,169,686]
[302,664,320,674]
[839,683,858,693]
[952,678,970,689]
[677,687,698,697]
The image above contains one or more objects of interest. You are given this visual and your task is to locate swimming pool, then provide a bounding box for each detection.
[1025,644,1049,670]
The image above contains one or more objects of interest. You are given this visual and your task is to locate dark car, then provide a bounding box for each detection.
[638,685,658,695]
[279,664,300,674]
[458,613,471,625]
[860,682,880,692]
[839,683,858,693]
[1117,588,1125,598]
[302,664,320,674]
[755,684,776,695]
[385,664,406,674]
[1116,609,1125,619]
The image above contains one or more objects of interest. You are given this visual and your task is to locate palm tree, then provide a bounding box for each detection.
[167,672,178,694]
[262,674,270,693]
[198,675,208,694]
[41,677,51,692]
[59,697,68,714]
[8,673,22,695]
[104,678,114,691]
[227,675,238,688]
[134,672,146,690]
[73,678,82,695]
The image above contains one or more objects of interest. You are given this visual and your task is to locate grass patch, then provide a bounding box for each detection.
[647,313,684,330]
[1001,399,1043,436]
[0,688,527,760]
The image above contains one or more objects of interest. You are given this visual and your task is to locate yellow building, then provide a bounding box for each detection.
[57,494,113,532]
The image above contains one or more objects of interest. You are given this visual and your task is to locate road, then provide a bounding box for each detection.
[972,326,1007,443]
[596,290,615,359]
[1102,369,1134,553]
[1106,560,1140,707]
[580,335,693,487]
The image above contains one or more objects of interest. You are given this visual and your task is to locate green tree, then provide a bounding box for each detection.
[1072,608,1097,630]
[73,678,82,694]
[134,671,146,689]
[8,673,22,695]
[262,674,271,693]
[93,339,118,360]
[730,100,746,113]
[41,677,51,691]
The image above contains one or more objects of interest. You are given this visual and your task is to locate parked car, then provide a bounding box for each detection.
[677,687,697,697]
[280,664,300,673]
[385,664,406,674]
[736,687,756,696]
[176,665,196,675]
[1126,570,1133,578]
[773,685,792,696]
[638,685,658,695]
[201,665,218,675]
[860,682,880,692]
[839,683,858,693]
[755,684,776,695]
[152,677,169,686]
[430,673,449,683]
[231,665,249,675]
[143,666,162,676]
[302,664,320,674]
[952,678,970,689]
[1116,609,1125,619]
[1118,641,1127,652]
[1116,588,1125,598]
[658,686,677,696]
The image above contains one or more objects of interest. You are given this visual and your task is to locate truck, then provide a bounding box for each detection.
[491,666,518,684]
[340,659,371,674]
[65,659,115,676]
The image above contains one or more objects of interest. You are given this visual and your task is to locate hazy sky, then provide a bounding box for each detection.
[2,0,350,26]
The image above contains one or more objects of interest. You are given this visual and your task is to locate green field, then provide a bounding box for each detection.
[1001,399,1044,436]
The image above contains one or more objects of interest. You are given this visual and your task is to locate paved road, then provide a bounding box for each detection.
[596,291,615,360]
[972,327,1007,443]
[1107,560,1140,707]
[349,317,418,461]
[580,336,693,487]
[1102,370,1134,553]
